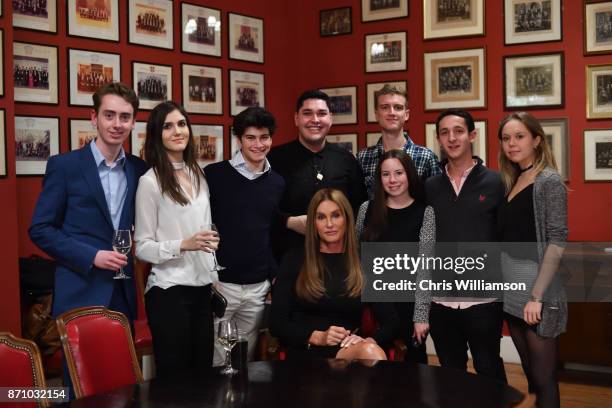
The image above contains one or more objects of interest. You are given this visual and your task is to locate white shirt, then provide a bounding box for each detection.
[135,167,215,292]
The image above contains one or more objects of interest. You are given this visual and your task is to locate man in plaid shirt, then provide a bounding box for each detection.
[357,84,441,198]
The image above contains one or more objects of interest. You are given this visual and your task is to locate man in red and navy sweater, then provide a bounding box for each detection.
[205,107,285,365]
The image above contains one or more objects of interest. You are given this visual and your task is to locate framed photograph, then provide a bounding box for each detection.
[0,110,5,177]
[584,129,612,181]
[504,0,562,45]
[366,132,382,147]
[132,62,172,110]
[69,119,97,151]
[320,7,352,37]
[230,127,240,159]
[585,1,612,55]
[229,70,265,116]
[128,0,173,49]
[181,3,221,57]
[424,47,486,110]
[326,134,358,156]
[67,0,118,41]
[192,124,224,167]
[13,42,59,104]
[504,52,564,109]
[366,81,407,123]
[14,0,57,33]
[365,31,407,73]
[130,121,147,159]
[69,49,121,106]
[14,116,59,176]
[228,13,264,64]
[540,118,569,181]
[425,120,488,165]
[182,64,223,115]
[586,64,612,119]
[320,86,357,125]
[424,0,484,40]
[361,0,408,22]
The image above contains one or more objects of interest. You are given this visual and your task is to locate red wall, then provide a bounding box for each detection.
[290,0,612,242]
[2,0,611,333]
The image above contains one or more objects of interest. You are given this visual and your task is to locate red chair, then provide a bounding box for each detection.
[0,332,48,407]
[133,260,153,365]
[56,307,143,398]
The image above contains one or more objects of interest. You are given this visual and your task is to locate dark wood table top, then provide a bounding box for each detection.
[66,359,524,407]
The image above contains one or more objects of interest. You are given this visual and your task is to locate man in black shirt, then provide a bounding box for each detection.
[268,90,367,259]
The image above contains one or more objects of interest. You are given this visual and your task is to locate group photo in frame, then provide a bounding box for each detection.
[361,0,408,22]
[584,1,612,55]
[540,118,569,181]
[0,110,5,177]
[68,49,121,106]
[13,42,59,105]
[14,115,59,176]
[584,129,612,181]
[365,31,407,73]
[181,3,221,57]
[67,0,118,41]
[128,0,173,49]
[425,120,488,165]
[504,52,564,109]
[326,134,358,156]
[132,62,172,111]
[423,0,484,40]
[229,70,265,116]
[424,47,486,110]
[229,13,264,64]
[69,119,97,151]
[320,7,352,37]
[14,0,57,33]
[191,124,224,167]
[130,121,147,159]
[366,132,382,147]
[367,80,407,123]
[182,64,223,115]
[320,86,357,125]
[586,64,612,119]
[504,0,562,45]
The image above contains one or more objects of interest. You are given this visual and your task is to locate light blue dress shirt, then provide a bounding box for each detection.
[90,141,127,230]
[229,150,270,180]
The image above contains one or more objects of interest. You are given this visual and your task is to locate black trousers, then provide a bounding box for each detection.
[395,302,428,364]
[145,284,214,378]
[429,302,507,383]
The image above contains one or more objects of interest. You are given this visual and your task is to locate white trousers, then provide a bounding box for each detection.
[213,280,271,366]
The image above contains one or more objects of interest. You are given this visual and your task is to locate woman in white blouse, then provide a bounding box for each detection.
[135,101,219,378]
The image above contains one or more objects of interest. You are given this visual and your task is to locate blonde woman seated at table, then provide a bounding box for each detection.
[271,188,399,360]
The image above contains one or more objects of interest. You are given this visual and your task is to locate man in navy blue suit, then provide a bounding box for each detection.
[29,82,148,323]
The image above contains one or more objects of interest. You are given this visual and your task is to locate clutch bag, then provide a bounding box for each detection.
[211,285,227,318]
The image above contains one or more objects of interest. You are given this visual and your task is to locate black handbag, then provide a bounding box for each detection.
[211,285,227,318]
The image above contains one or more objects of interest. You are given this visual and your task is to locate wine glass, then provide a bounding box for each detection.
[206,223,226,272]
[217,319,239,375]
[112,229,132,280]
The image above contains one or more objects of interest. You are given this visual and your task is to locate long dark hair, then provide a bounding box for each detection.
[144,101,203,206]
[362,150,424,242]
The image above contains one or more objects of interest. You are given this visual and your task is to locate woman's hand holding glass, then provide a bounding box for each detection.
[180,229,219,252]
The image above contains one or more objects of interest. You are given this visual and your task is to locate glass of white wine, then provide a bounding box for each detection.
[205,223,226,272]
[217,319,239,375]
[112,229,132,280]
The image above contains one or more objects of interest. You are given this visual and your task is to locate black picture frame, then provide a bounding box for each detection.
[320,7,352,37]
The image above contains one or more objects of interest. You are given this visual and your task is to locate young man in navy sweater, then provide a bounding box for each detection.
[205,107,285,365]
[425,109,507,383]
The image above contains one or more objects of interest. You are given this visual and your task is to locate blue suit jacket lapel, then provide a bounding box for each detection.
[79,145,114,229]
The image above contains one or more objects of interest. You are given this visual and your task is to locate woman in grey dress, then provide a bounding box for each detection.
[498,112,567,408]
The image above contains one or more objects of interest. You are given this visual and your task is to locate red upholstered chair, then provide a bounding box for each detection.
[0,332,48,407]
[56,307,143,399]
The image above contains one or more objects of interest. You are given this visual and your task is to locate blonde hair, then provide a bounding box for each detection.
[497,112,558,193]
[295,189,363,302]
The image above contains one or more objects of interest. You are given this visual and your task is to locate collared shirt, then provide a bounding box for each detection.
[357,132,441,199]
[90,140,127,230]
[435,159,494,310]
[229,150,270,180]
